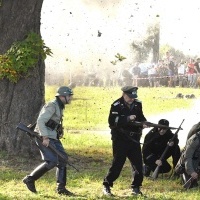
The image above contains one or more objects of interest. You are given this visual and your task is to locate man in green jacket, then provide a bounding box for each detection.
[23,86,74,195]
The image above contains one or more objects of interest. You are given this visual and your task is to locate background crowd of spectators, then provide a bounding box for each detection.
[122,56,200,88]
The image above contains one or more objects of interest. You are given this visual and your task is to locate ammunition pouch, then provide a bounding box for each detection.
[46,119,59,130]
[45,119,63,139]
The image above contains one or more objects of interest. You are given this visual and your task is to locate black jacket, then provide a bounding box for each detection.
[108,97,146,141]
[142,128,180,167]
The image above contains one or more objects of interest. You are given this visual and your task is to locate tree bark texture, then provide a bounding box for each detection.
[0,0,45,155]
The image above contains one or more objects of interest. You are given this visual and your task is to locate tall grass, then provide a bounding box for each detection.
[0,86,200,200]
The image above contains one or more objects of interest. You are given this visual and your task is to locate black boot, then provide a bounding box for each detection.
[23,162,49,193]
[102,182,113,196]
[56,166,74,196]
[132,187,143,195]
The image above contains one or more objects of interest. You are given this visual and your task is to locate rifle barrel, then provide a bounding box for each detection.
[183,177,193,189]
[132,121,183,130]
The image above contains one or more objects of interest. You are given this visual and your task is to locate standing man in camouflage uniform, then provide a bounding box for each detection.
[23,86,74,195]
[102,86,148,196]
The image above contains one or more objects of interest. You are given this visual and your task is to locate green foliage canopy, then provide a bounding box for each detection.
[0,32,52,83]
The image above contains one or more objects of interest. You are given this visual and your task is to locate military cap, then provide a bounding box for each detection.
[158,119,169,126]
[121,86,138,98]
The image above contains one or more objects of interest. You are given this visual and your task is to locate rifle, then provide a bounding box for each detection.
[183,177,193,189]
[151,119,185,180]
[131,121,183,130]
[16,122,79,172]
[73,98,90,101]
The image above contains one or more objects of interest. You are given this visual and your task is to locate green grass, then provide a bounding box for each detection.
[46,86,200,130]
[1,86,200,199]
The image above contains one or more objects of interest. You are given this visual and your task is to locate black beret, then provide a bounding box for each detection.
[158,119,169,126]
[121,86,138,98]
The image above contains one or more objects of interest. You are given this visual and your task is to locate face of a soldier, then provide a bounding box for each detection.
[60,95,73,104]
[158,128,167,135]
[123,93,134,104]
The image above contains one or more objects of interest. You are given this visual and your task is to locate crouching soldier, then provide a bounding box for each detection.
[175,131,200,189]
[142,119,181,177]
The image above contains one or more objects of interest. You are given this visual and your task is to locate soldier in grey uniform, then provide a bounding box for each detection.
[175,131,200,188]
[23,86,74,195]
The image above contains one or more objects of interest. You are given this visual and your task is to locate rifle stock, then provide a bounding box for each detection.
[151,119,185,180]
[151,166,160,179]
[16,122,79,171]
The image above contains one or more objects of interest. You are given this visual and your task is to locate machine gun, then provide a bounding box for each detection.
[151,119,184,180]
[16,122,79,172]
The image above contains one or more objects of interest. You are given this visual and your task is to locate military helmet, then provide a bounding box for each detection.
[55,86,73,97]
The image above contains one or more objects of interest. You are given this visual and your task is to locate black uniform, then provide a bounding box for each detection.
[142,127,180,176]
[103,96,147,189]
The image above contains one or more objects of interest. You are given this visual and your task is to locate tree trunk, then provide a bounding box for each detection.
[0,0,44,156]
[152,30,160,63]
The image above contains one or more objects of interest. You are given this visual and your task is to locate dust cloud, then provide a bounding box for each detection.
[142,99,200,148]
[41,0,159,84]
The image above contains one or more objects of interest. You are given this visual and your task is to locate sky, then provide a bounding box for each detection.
[41,0,200,76]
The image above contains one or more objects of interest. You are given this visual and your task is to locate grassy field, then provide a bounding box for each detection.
[1,86,200,200]
[46,86,200,130]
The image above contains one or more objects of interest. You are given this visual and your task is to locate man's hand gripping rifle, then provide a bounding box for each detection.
[16,122,79,172]
[151,119,184,180]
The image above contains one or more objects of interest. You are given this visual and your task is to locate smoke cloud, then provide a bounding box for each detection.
[41,0,200,84]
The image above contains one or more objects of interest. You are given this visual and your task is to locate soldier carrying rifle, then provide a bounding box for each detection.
[102,86,148,196]
[22,86,74,196]
[142,119,181,178]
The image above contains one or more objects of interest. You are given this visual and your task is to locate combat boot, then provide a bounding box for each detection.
[23,162,49,193]
[57,188,74,195]
[103,184,113,196]
[23,176,37,193]
[132,187,143,196]
[56,166,74,196]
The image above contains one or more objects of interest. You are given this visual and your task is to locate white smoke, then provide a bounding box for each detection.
[142,99,200,148]
[41,0,200,83]
[41,0,159,81]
